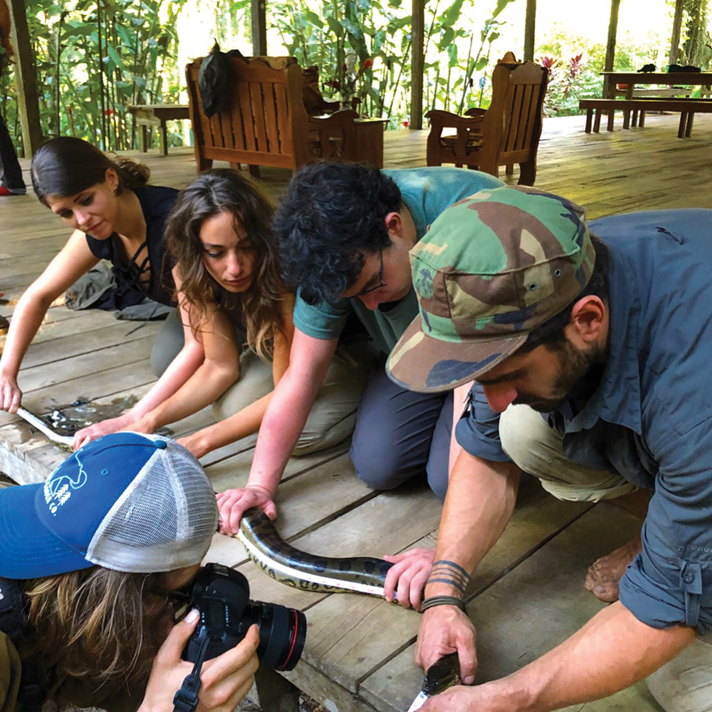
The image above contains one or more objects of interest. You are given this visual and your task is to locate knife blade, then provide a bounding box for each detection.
[406,652,461,711]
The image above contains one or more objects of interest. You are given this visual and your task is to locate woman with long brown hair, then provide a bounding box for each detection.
[0,432,259,712]
[74,169,370,458]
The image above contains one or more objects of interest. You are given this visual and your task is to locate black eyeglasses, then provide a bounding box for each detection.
[356,249,387,297]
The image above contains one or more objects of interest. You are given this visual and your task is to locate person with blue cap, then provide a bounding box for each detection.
[386,186,712,711]
[0,432,259,712]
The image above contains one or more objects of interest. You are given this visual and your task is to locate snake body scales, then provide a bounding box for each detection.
[238,508,393,597]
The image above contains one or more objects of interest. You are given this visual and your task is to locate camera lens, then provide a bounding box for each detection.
[245,603,307,671]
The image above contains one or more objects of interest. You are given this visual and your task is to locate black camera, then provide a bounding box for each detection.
[182,563,307,671]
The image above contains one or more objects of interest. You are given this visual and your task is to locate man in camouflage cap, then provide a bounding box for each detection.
[387,186,712,712]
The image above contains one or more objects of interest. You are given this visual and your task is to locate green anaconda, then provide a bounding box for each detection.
[238,508,393,597]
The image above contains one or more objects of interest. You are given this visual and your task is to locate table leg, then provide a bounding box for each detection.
[678,113,687,138]
[631,109,638,127]
[685,112,695,137]
[639,111,646,128]
[623,109,630,129]
[606,109,615,132]
[139,124,148,153]
[585,109,593,133]
[159,121,168,157]
[593,109,602,133]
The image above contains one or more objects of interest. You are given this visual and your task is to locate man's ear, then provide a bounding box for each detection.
[384,211,403,237]
[566,295,607,346]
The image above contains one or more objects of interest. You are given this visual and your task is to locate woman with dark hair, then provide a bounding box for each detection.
[0,136,179,414]
[73,169,370,459]
[0,432,259,712]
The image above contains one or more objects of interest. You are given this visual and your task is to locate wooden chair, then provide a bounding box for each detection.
[426,60,548,185]
[185,56,385,174]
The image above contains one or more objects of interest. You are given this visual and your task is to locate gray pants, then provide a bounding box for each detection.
[350,361,453,501]
[499,404,712,711]
[151,309,373,455]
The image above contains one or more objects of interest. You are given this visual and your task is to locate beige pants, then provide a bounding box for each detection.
[500,404,712,712]
[499,403,637,502]
[213,342,374,456]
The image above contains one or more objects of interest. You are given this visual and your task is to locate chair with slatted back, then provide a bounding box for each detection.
[185,56,385,174]
[426,60,548,185]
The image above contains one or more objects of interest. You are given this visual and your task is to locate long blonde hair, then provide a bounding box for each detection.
[22,567,177,687]
[166,169,286,360]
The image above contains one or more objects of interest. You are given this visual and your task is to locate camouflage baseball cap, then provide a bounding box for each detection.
[386,186,595,393]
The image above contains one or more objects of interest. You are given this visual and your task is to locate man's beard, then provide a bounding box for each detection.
[513,339,605,413]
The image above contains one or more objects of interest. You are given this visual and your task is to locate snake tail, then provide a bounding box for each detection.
[238,508,393,597]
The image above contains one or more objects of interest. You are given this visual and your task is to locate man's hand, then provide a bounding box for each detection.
[416,606,478,685]
[216,485,277,535]
[73,413,134,450]
[383,547,435,610]
[0,372,21,413]
[140,610,259,712]
[420,683,509,712]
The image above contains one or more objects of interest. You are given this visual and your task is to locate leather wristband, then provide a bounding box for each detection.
[420,595,467,613]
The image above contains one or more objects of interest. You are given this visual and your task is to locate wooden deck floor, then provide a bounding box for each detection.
[3,111,709,711]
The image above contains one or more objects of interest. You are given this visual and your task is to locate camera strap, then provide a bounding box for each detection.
[172,633,211,712]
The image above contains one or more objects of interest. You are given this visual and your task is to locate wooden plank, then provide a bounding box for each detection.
[361,504,643,711]
[20,320,161,369]
[17,337,155,393]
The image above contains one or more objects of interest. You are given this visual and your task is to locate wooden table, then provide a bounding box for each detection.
[601,71,712,100]
[127,104,190,156]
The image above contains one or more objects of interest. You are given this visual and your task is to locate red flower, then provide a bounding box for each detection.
[402,120,410,127]
[103,108,114,116]
[362,58,373,71]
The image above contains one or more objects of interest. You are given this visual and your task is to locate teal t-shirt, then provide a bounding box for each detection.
[293,167,505,354]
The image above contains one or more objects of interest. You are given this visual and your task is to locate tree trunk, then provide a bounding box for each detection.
[7,0,43,155]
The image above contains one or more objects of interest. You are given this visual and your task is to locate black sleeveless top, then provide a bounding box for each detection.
[85,185,179,308]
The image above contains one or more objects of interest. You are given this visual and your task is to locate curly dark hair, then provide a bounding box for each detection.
[518,234,610,354]
[273,161,402,305]
[166,169,285,360]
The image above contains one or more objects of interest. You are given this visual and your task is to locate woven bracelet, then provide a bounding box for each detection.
[420,595,467,613]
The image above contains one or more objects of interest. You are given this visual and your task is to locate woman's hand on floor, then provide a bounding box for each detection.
[73,414,134,450]
[0,372,22,413]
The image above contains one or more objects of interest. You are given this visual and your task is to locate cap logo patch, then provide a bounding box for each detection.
[44,452,88,515]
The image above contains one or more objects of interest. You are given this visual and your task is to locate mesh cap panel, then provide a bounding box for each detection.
[87,436,218,573]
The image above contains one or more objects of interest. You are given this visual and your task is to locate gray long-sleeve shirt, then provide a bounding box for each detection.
[456,209,712,635]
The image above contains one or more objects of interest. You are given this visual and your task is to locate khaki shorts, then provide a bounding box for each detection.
[214,341,374,456]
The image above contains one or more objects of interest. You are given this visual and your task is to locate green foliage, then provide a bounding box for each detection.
[2,0,188,155]
[271,0,517,127]
[536,25,676,117]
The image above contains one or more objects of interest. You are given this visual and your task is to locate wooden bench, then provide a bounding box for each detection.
[127,104,190,156]
[579,98,712,137]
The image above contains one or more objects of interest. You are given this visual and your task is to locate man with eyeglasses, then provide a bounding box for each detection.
[217,161,503,608]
